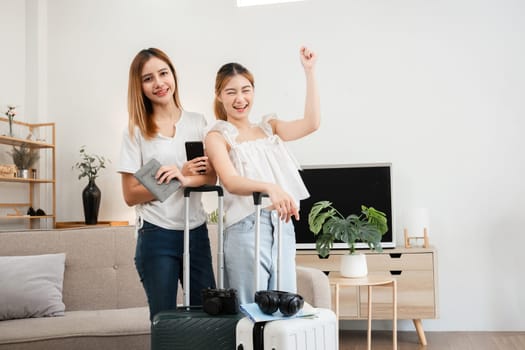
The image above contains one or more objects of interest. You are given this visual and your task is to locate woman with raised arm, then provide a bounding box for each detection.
[205,46,320,304]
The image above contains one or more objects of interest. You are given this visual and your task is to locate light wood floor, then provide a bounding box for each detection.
[339,331,525,350]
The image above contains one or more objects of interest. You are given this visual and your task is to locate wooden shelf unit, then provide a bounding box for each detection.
[0,117,56,229]
[55,221,130,229]
[296,246,438,345]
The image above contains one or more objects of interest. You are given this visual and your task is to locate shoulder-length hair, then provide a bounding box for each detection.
[214,63,254,121]
[127,48,182,139]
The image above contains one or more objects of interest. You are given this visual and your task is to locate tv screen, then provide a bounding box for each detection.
[293,163,395,250]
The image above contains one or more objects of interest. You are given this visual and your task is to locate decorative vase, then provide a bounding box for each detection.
[8,118,13,137]
[340,253,368,278]
[82,179,101,225]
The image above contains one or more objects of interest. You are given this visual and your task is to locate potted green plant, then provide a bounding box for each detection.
[308,201,388,277]
[8,143,40,178]
[73,146,110,225]
[73,146,109,182]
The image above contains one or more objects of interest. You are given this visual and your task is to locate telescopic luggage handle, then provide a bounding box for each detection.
[252,192,266,207]
[252,192,283,292]
[184,185,224,197]
[183,185,224,308]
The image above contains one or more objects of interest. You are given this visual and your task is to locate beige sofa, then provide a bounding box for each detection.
[0,225,331,350]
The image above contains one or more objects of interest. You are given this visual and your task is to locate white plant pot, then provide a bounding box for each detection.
[340,253,368,278]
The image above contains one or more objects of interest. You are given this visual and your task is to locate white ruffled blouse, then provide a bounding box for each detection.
[208,115,310,227]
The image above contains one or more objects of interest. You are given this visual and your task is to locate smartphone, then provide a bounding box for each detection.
[185,141,204,160]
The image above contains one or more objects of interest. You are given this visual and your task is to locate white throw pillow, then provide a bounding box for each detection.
[0,253,66,321]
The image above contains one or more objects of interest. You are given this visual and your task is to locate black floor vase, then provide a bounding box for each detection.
[82,179,101,225]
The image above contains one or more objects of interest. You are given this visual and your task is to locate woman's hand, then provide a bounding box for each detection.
[155,165,187,186]
[300,46,317,71]
[267,184,300,223]
[181,156,209,176]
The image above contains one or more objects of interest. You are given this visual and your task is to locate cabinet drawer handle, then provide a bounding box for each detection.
[390,253,402,258]
[390,270,402,276]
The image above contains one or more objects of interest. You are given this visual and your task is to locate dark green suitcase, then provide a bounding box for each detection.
[152,309,242,349]
[151,186,241,350]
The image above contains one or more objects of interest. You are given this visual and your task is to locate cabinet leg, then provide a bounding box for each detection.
[367,286,372,350]
[334,283,340,319]
[392,280,397,350]
[413,319,427,345]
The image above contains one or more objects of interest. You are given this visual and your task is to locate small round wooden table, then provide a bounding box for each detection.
[329,272,397,350]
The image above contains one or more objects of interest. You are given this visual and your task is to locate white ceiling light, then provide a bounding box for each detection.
[237,0,305,7]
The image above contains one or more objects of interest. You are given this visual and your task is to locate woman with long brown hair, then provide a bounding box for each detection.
[118,48,216,321]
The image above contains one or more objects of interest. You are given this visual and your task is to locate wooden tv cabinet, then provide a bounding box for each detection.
[296,246,438,345]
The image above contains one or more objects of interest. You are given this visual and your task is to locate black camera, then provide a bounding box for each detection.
[201,288,240,316]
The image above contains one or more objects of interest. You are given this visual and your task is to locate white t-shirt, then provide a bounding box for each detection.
[208,114,310,228]
[118,111,208,230]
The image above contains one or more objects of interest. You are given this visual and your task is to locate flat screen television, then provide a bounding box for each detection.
[293,163,395,250]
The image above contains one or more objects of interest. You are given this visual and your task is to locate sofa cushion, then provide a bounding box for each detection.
[0,253,66,321]
[0,307,150,345]
[0,227,148,312]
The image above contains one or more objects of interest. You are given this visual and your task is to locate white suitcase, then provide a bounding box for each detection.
[236,308,338,350]
[235,193,339,350]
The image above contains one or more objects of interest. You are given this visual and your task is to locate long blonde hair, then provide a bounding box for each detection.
[127,48,182,139]
[214,63,254,121]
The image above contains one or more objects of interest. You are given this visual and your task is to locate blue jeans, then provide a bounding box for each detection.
[224,210,297,304]
[135,221,216,321]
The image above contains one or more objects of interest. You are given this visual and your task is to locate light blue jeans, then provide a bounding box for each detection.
[224,210,297,304]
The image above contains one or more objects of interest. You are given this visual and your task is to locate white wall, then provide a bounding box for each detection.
[0,0,27,229]
[1,0,524,331]
[0,1,26,110]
